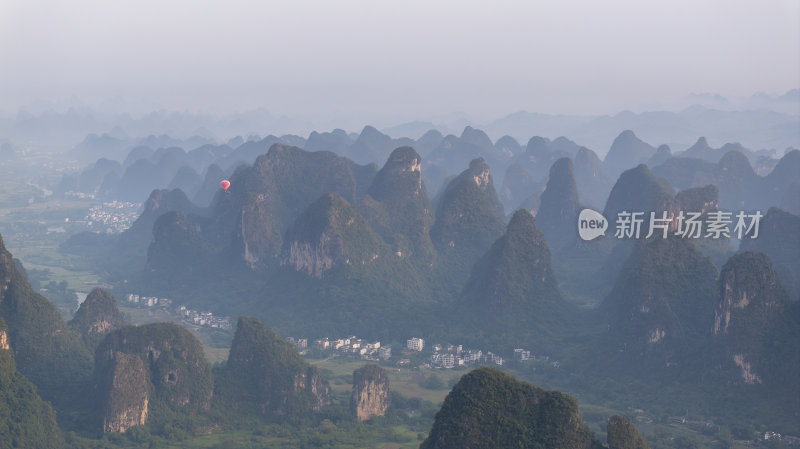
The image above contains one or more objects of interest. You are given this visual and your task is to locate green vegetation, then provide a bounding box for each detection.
[96,322,215,433]
[0,318,65,449]
[458,209,575,350]
[360,146,435,264]
[420,367,600,449]
[68,287,125,349]
[607,415,650,449]
[430,158,507,292]
[0,234,95,432]
[214,317,330,419]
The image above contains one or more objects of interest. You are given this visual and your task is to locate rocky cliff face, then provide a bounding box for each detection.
[351,364,390,421]
[293,366,331,412]
[224,317,330,416]
[360,147,435,263]
[712,252,792,385]
[714,252,787,337]
[96,322,213,432]
[0,325,7,351]
[281,193,387,278]
[209,144,376,268]
[68,287,124,349]
[101,352,149,433]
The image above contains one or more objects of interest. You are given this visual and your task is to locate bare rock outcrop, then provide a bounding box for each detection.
[102,352,149,433]
[351,364,390,420]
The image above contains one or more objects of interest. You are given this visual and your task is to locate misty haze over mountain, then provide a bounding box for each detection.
[1,88,797,159]
[0,2,799,448]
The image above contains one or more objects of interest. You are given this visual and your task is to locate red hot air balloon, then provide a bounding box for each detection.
[220,180,231,191]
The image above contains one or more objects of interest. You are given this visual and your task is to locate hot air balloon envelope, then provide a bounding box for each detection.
[220,180,231,191]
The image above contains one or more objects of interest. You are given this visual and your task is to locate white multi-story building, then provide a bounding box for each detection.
[514,348,531,361]
[441,353,455,369]
[407,337,424,352]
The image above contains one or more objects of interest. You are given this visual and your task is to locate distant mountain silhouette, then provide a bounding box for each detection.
[536,158,581,252]
[603,130,656,178]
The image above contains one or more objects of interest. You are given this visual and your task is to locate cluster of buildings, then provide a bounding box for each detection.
[513,348,560,367]
[307,336,392,361]
[126,293,172,308]
[177,305,232,330]
[757,431,800,447]
[65,191,96,200]
[290,334,546,372]
[85,201,141,233]
[124,293,231,330]
[429,344,505,369]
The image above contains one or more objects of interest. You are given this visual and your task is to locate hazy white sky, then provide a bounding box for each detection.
[1,0,798,119]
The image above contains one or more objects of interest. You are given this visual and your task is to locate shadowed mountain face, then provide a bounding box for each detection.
[607,415,651,449]
[740,207,800,300]
[601,237,718,366]
[359,147,435,264]
[603,130,655,178]
[95,323,214,432]
[0,317,65,449]
[504,135,585,188]
[68,287,125,350]
[647,144,672,168]
[305,129,353,155]
[420,368,600,449]
[145,211,215,287]
[708,252,799,419]
[430,158,506,290]
[499,162,541,211]
[425,127,510,192]
[652,149,799,212]
[673,184,733,267]
[574,146,613,209]
[781,180,800,215]
[603,164,678,236]
[536,158,581,252]
[414,129,445,156]
[0,234,93,407]
[206,144,377,269]
[281,193,389,279]
[713,253,792,373]
[193,163,227,207]
[218,317,330,417]
[167,165,203,197]
[458,210,570,346]
[345,126,415,165]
